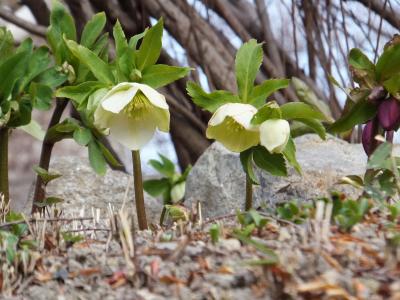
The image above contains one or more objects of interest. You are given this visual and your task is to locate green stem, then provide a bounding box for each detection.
[132,150,148,230]
[245,174,253,211]
[160,206,167,226]
[0,128,9,204]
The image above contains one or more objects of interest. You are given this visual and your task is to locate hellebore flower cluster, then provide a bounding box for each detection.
[206,103,290,154]
[362,96,400,156]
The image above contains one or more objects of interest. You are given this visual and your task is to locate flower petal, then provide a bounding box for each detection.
[108,113,157,150]
[101,83,139,113]
[134,82,169,109]
[152,106,170,132]
[209,103,257,130]
[207,116,259,152]
[259,119,290,153]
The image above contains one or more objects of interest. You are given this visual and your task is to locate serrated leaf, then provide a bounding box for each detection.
[283,137,301,174]
[252,146,287,177]
[65,39,114,84]
[235,39,263,102]
[81,12,106,48]
[136,19,163,70]
[142,64,191,89]
[186,82,240,113]
[249,79,289,108]
[240,148,259,185]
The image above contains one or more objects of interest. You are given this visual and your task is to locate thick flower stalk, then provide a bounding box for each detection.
[206,103,290,210]
[95,82,170,230]
[0,128,9,203]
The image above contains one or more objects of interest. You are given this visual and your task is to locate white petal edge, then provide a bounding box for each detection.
[259,119,290,153]
[208,103,257,130]
[101,84,139,113]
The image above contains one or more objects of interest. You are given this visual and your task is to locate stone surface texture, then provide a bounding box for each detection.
[185,134,369,219]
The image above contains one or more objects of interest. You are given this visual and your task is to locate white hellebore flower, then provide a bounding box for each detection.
[259,119,290,153]
[94,82,169,150]
[206,103,259,152]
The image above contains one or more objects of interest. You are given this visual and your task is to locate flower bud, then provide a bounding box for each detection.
[377,97,400,131]
[362,119,379,156]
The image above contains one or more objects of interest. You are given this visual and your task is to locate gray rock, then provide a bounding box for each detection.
[15,156,162,226]
[185,134,368,219]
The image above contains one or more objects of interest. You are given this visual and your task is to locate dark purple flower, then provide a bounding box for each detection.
[362,119,379,156]
[378,97,400,131]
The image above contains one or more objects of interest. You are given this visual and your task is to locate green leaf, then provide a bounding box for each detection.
[29,82,53,111]
[80,12,106,48]
[348,48,376,88]
[33,166,62,185]
[249,79,289,108]
[142,64,191,89]
[252,146,287,176]
[113,20,129,57]
[88,140,107,175]
[281,102,326,120]
[235,39,263,102]
[65,39,114,84]
[233,232,279,264]
[97,141,123,169]
[149,154,175,178]
[143,178,170,197]
[251,101,282,125]
[0,27,14,64]
[136,18,163,70]
[338,175,364,189]
[240,148,259,185]
[291,77,334,122]
[19,119,45,141]
[0,50,29,100]
[129,29,147,50]
[293,118,326,139]
[34,66,68,89]
[367,142,392,170]
[34,197,64,208]
[186,81,240,113]
[376,43,400,82]
[73,127,92,146]
[383,74,400,96]
[19,46,51,92]
[56,81,107,105]
[329,98,376,133]
[283,137,301,174]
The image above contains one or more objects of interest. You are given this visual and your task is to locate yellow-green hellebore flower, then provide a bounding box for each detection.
[94,82,169,150]
[259,119,290,153]
[206,103,259,152]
